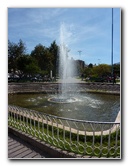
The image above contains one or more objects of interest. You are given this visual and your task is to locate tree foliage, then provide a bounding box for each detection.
[8,40,59,79]
[49,40,59,76]
[8,39,26,73]
[93,64,111,77]
[8,39,120,82]
[16,55,40,78]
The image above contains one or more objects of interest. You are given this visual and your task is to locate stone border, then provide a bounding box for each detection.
[8,82,120,95]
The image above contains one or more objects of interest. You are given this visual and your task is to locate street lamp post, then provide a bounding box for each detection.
[78,50,82,57]
[111,8,114,84]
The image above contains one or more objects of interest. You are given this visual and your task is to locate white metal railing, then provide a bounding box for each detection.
[8,105,120,158]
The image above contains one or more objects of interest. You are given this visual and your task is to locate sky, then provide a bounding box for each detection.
[8,8,120,65]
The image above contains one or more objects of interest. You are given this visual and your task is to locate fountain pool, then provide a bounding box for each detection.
[8,92,120,122]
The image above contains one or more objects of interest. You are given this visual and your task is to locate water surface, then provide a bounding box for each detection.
[8,93,120,122]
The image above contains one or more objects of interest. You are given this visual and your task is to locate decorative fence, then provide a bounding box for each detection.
[8,105,120,158]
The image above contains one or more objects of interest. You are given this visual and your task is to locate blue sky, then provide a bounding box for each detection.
[8,8,120,65]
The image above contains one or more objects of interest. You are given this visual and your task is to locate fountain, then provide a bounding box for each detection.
[48,23,77,103]
[8,23,120,122]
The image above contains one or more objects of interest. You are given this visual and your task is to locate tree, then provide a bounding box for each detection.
[88,63,93,68]
[92,64,111,77]
[16,55,40,78]
[83,64,112,82]
[8,39,26,74]
[49,40,59,77]
[25,61,40,77]
[113,63,120,77]
[83,67,93,78]
[31,44,54,75]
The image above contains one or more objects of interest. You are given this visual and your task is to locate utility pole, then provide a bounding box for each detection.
[111,8,114,84]
[78,50,82,57]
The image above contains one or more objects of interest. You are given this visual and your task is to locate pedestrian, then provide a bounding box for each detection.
[81,73,84,81]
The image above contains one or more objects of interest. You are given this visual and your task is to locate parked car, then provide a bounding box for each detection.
[30,77,37,82]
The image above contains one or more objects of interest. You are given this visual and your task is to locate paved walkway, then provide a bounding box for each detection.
[57,77,120,85]
[57,77,85,83]
[8,133,51,159]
